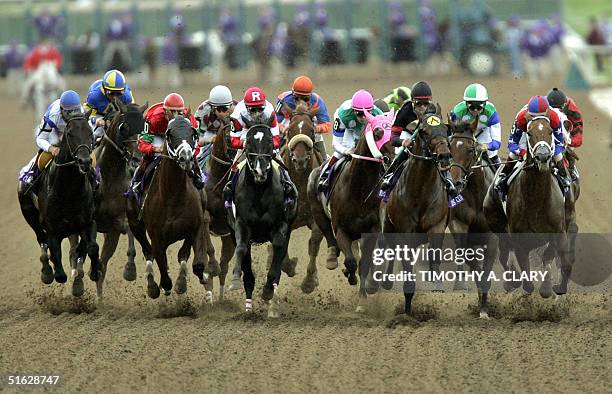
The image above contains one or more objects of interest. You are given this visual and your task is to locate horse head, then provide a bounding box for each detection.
[361,109,395,164]
[245,125,274,184]
[286,101,317,171]
[448,118,479,190]
[165,115,197,172]
[60,111,94,175]
[107,102,148,168]
[525,112,554,172]
[416,113,452,170]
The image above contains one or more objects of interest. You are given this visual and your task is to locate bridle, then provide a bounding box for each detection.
[526,116,554,163]
[55,116,93,169]
[448,132,484,193]
[102,111,140,164]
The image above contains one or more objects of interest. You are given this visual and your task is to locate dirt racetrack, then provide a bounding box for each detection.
[0,63,610,392]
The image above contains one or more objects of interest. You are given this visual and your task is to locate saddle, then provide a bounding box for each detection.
[321,156,350,200]
[37,150,97,171]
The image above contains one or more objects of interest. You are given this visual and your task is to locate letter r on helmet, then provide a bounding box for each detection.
[251,92,261,101]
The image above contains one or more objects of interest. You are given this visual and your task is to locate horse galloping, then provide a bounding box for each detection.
[127,115,211,299]
[307,110,395,311]
[18,113,99,297]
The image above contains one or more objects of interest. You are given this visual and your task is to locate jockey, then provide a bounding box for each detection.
[18,90,85,192]
[194,85,237,166]
[128,93,203,197]
[379,81,435,194]
[495,95,570,198]
[317,89,383,192]
[83,69,135,141]
[21,38,63,106]
[382,86,411,111]
[223,86,297,207]
[547,87,583,179]
[275,75,332,160]
[450,83,502,167]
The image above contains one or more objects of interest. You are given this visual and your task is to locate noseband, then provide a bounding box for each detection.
[55,116,93,168]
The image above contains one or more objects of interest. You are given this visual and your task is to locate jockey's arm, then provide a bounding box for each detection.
[229,117,244,149]
[199,129,217,146]
[269,117,281,149]
[332,117,351,155]
[566,102,583,148]
[552,125,565,161]
[34,122,55,153]
[486,119,502,151]
[507,123,525,159]
[137,132,157,156]
[314,97,332,134]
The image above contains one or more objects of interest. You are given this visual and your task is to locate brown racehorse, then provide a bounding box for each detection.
[447,119,497,318]
[280,101,326,294]
[484,115,573,297]
[69,101,147,298]
[202,119,237,301]
[127,116,211,298]
[307,110,395,311]
[381,111,453,320]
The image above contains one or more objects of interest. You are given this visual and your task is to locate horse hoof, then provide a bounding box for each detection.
[267,309,279,319]
[479,311,490,319]
[147,276,160,299]
[453,280,469,291]
[342,269,358,286]
[300,276,318,294]
[539,283,553,299]
[261,286,274,301]
[326,257,338,270]
[245,299,253,312]
[123,263,137,281]
[41,267,54,284]
[381,280,394,291]
[164,288,171,297]
[72,278,84,297]
[281,258,297,277]
[55,272,68,284]
[552,284,567,295]
[503,281,518,293]
[523,282,535,294]
[355,305,365,313]
[175,276,187,295]
[207,260,221,277]
[205,290,214,305]
[89,269,101,282]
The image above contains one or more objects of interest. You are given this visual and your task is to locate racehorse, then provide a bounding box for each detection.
[307,110,395,311]
[484,115,573,297]
[231,125,297,317]
[381,110,453,319]
[69,101,148,298]
[18,112,100,297]
[279,101,326,294]
[126,115,211,299]
[27,61,66,115]
[447,119,497,318]
[203,119,238,301]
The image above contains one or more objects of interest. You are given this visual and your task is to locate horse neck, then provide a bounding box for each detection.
[98,125,127,175]
[154,157,190,201]
[50,163,89,199]
[403,139,442,195]
[210,132,231,174]
[347,141,383,201]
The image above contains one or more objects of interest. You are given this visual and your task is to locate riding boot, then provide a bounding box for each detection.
[127,164,145,198]
[314,140,328,161]
[223,170,238,209]
[191,161,206,190]
[494,159,517,198]
[318,155,339,192]
[380,148,409,195]
[555,160,571,194]
[566,152,579,181]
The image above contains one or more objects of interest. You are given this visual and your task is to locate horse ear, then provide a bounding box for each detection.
[138,101,149,114]
[436,103,442,116]
[364,109,375,123]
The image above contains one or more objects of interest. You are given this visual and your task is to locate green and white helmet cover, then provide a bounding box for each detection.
[463,83,488,102]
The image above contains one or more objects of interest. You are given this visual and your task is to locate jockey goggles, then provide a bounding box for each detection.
[467,102,485,111]
[247,105,265,114]
[413,100,431,108]
[294,93,311,102]
[105,89,123,97]
[354,110,367,118]
[214,105,230,113]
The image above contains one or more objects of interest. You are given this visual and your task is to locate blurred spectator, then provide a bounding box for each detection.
[32,7,63,42]
[286,4,312,67]
[506,16,524,78]
[602,14,612,43]
[141,38,158,86]
[315,1,342,65]
[388,0,417,62]
[521,20,555,83]
[418,0,448,74]
[548,16,565,74]
[586,17,606,72]
[69,30,99,73]
[4,40,26,95]
[23,38,63,74]
[219,7,240,69]
[252,10,278,82]
[103,12,133,71]
[161,34,181,88]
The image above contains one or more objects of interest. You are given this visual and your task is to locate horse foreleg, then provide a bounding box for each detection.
[449,223,470,291]
[123,228,137,281]
[218,234,236,300]
[96,232,120,298]
[234,220,252,309]
[152,243,172,297]
[355,231,378,313]
[300,224,323,294]
[553,233,572,295]
[203,211,220,277]
[47,235,67,284]
[514,244,534,294]
[228,230,242,291]
[477,234,497,319]
[539,241,556,298]
[264,223,290,318]
[175,239,191,296]
[427,228,446,292]
[336,228,357,286]
[68,235,79,272]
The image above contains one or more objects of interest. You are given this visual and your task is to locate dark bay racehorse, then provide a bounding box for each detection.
[280,101,325,294]
[127,116,211,298]
[448,120,497,318]
[381,112,453,319]
[203,119,237,301]
[307,110,395,311]
[484,115,573,297]
[18,113,100,297]
[232,125,296,317]
[68,101,147,298]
